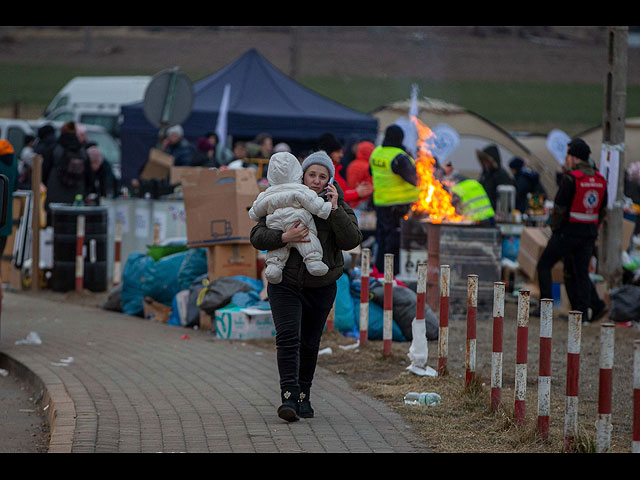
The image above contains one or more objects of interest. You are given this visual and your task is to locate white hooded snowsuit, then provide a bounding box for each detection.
[249,152,332,284]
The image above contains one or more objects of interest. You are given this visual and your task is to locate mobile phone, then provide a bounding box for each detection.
[319,177,334,199]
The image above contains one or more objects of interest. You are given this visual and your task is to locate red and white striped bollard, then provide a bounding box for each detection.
[514,290,530,425]
[465,274,478,388]
[537,298,553,439]
[359,248,370,346]
[490,282,505,411]
[415,262,427,322]
[564,310,582,452]
[596,323,615,453]
[75,214,85,292]
[382,253,393,357]
[438,264,450,376]
[113,220,122,287]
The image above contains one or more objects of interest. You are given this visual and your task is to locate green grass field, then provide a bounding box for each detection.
[2,63,638,136]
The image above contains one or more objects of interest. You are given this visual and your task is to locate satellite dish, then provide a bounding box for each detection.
[143,67,194,129]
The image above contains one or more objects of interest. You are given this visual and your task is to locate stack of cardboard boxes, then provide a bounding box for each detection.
[181,168,274,339]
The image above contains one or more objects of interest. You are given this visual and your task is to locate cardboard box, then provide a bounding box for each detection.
[182,168,259,247]
[206,244,257,280]
[170,166,209,186]
[140,148,174,180]
[214,307,275,339]
[143,297,172,323]
[199,309,213,331]
[517,227,564,283]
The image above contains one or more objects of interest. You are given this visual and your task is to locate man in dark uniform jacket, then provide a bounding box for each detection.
[536,138,608,322]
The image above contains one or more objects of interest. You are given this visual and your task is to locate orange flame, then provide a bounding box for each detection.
[409,116,464,223]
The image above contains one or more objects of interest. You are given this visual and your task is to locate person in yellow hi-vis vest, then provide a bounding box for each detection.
[449,174,496,226]
[369,125,419,274]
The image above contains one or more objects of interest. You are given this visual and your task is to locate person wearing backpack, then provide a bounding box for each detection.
[42,121,90,225]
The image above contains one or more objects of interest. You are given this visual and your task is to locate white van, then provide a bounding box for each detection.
[44,76,151,139]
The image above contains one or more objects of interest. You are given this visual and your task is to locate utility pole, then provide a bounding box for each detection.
[600,26,628,290]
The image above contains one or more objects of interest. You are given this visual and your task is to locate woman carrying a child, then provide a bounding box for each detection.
[250,150,362,422]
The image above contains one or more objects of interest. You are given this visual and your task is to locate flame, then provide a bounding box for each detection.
[409,116,464,224]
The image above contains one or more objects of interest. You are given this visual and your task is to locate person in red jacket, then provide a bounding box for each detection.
[318,133,373,206]
[346,140,375,208]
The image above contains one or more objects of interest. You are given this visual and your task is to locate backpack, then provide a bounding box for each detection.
[55,144,86,188]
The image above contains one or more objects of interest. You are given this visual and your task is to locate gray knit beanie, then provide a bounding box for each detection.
[301,150,335,178]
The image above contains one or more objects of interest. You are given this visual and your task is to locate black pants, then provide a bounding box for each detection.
[563,252,606,314]
[537,231,595,315]
[374,204,410,275]
[267,281,337,393]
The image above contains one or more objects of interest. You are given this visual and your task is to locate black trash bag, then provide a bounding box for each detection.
[199,277,254,315]
[101,283,123,312]
[185,274,209,328]
[184,275,256,328]
[370,284,439,341]
[609,285,640,323]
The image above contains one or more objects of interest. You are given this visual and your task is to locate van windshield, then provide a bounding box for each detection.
[80,113,120,138]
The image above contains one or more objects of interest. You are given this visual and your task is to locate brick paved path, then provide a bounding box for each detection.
[0,292,427,453]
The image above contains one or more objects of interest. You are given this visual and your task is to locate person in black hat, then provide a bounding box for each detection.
[34,124,57,159]
[369,125,419,274]
[536,138,608,322]
[476,144,516,210]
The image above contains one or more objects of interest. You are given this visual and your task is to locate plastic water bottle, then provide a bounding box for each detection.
[403,392,441,406]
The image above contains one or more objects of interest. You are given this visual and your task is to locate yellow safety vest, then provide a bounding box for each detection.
[451,179,495,221]
[369,146,419,206]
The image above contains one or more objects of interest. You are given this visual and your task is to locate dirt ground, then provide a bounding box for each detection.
[0,363,49,453]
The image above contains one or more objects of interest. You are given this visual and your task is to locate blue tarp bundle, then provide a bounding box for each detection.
[120,49,378,183]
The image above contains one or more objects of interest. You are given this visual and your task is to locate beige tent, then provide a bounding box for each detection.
[372,97,534,181]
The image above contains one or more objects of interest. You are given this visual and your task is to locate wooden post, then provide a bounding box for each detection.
[31,154,42,291]
[600,26,628,290]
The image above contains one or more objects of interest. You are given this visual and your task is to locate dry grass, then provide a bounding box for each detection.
[250,324,629,453]
[313,331,566,453]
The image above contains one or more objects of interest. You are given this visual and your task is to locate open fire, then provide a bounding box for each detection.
[409,116,465,224]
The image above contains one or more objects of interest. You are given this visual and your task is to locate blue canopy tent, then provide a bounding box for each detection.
[120,48,379,184]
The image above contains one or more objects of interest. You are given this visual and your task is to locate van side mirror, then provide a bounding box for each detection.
[0,174,9,227]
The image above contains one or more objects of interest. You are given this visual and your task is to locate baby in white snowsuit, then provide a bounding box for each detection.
[249,152,332,284]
